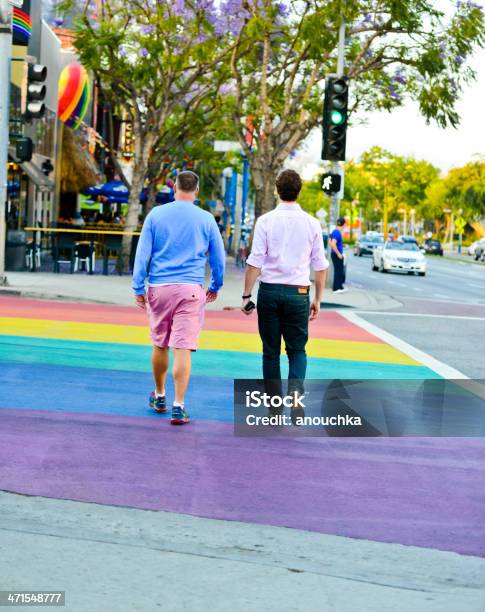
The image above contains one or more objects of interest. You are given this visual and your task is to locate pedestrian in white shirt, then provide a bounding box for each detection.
[241,170,329,421]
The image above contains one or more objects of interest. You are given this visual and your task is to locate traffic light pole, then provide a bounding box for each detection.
[327,17,346,288]
[0,0,13,285]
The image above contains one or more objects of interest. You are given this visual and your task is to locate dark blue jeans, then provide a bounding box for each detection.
[257,282,310,400]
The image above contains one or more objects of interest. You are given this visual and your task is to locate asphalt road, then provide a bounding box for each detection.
[345,253,485,378]
[346,251,485,306]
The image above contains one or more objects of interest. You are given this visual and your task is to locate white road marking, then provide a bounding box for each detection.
[355,311,485,322]
[434,293,453,300]
[339,310,468,379]
[467,282,483,289]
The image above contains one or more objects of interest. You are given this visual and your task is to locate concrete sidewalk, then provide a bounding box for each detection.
[1,492,484,612]
[0,262,401,311]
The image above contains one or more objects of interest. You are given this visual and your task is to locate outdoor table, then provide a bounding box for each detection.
[23,227,141,275]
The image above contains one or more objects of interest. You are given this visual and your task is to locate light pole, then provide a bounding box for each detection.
[0,0,14,285]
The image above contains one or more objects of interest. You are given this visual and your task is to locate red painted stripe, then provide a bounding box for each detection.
[0,296,382,343]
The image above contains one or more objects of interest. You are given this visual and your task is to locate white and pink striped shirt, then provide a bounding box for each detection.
[247,203,329,286]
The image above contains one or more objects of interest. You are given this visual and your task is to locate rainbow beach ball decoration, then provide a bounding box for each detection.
[58,63,91,130]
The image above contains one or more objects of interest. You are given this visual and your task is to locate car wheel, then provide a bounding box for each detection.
[372,263,378,271]
[358,251,362,257]
[407,271,414,275]
[418,272,426,277]
[379,261,387,273]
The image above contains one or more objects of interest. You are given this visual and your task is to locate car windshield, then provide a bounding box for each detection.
[359,237,370,242]
[372,237,384,243]
[429,240,440,246]
[385,241,419,251]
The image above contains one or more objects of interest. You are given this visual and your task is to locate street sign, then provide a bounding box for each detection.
[455,216,466,233]
[316,208,327,220]
[7,1,24,7]
[321,172,341,194]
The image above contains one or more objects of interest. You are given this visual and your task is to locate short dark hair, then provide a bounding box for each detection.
[176,171,199,193]
[337,217,345,226]
[276,169,302,202]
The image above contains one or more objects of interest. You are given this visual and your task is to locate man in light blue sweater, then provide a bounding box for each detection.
[132,171,225,425]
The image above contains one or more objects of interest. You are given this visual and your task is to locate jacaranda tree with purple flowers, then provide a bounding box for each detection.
[59,0,232,266]
[213,0,484,215]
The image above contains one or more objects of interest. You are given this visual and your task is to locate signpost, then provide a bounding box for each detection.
[455,215,466,255]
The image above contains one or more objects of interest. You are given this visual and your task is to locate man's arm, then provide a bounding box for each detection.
[311,270,326,320]
[207,218,226,302]
[310,228,329,320]
[132,214,153,308]
[242,219,267,314]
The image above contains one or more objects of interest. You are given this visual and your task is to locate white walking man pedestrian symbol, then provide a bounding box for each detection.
[322,176,333,191]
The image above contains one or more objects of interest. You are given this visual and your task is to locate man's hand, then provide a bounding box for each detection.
[206,290,218,303]
[135,294,146,310]
[310,299,320,320]
[241,297,254,316]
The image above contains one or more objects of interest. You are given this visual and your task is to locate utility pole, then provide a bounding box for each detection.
[325,16,346,288]
[329,17,346,231]
[0,0,14,285]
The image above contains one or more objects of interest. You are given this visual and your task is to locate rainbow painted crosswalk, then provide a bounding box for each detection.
[1,296,484,558]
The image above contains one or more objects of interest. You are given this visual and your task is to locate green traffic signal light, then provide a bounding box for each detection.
[330,110,344,125]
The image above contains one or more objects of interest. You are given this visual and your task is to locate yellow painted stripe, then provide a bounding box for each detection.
[0,317,419,365]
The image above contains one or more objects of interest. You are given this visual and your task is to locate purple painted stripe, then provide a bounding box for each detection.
[1,408,484,557]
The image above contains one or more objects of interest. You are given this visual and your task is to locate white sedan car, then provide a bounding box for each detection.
[372,241,427,276]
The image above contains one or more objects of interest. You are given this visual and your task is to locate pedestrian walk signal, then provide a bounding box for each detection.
[322,76,349,162]
[321,172,341,194]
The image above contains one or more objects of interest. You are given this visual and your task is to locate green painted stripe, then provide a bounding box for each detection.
[0,335,440,380]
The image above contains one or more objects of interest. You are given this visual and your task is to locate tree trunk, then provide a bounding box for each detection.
[252,163,279,218]
[120,167,144,272]
[145,181,157,215]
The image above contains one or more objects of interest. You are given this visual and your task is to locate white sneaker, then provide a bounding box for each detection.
[333,288,348,294]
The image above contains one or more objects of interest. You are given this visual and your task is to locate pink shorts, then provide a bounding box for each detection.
[146,284,206,350]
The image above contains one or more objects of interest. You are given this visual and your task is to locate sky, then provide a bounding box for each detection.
[302,49,485,177]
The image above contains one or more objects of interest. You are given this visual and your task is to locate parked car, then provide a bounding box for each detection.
[468,238,485,257]
[354,234,384,256]
[372,241,427,276]
[474,244,485,262]
[422,238,443,256]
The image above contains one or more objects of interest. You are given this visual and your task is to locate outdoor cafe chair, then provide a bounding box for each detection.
[74,241,97,274]
[102,234,123,275]
[25,241,41,271]
[53,234,77,273]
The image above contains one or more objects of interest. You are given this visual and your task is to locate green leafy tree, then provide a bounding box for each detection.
[342,146,439,229]
[424,157,485,230]
[219,0,484,216]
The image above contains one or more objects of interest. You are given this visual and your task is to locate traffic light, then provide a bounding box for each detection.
[16,137,33,162]
[321,76,349,162]
[23,64,48,120]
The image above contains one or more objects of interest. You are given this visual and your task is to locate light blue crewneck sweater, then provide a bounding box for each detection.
[132,201,225,295]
